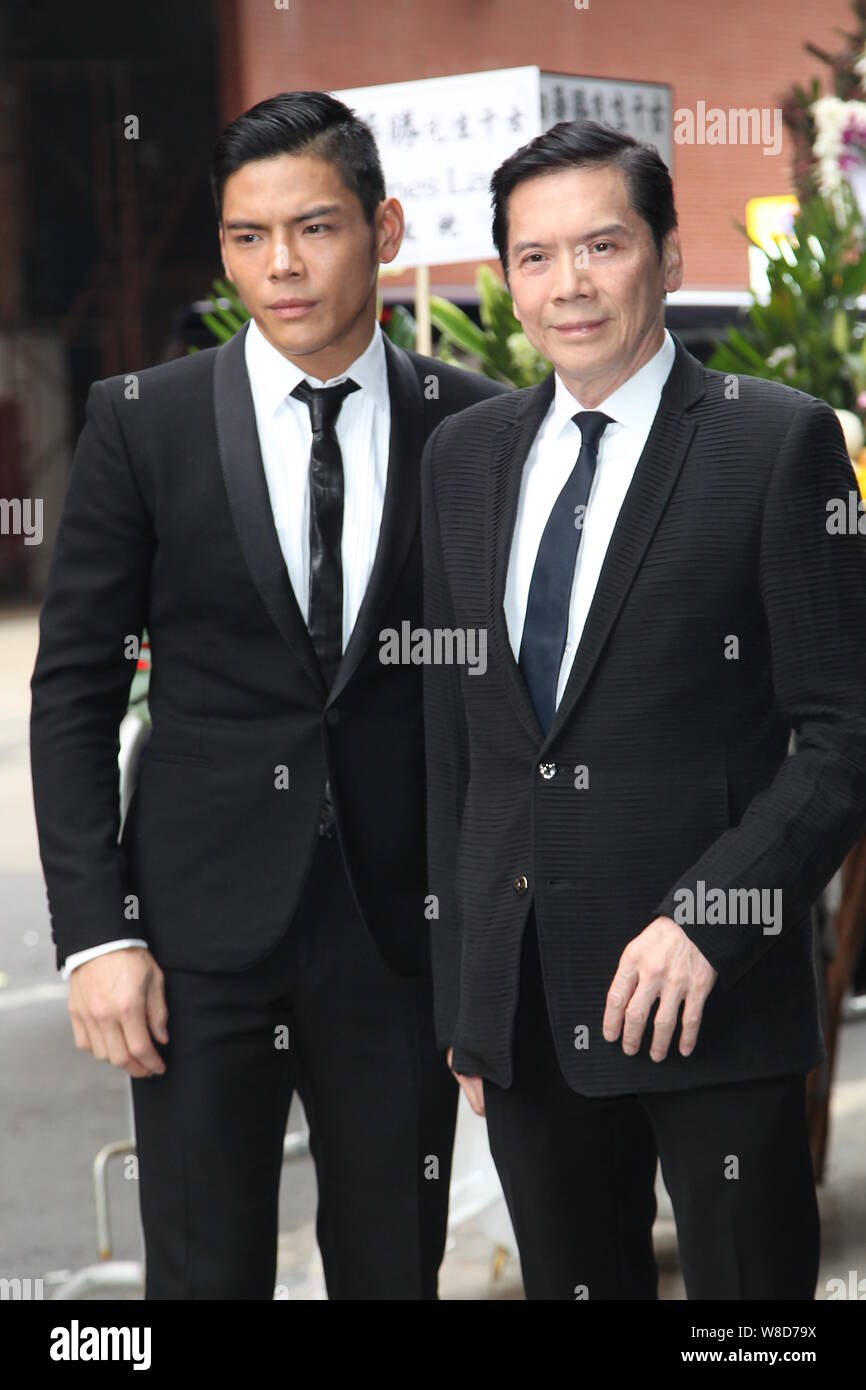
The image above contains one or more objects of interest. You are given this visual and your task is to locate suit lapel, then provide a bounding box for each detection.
[487,371,556,744]
[544,335,705,746]
[327,336,424,706]
[488,335,707,748]
[215,326,424,707]
[214,321,325,696]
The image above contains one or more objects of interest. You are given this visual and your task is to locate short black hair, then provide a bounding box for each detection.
[491,120,677,274]
[211,90,386,225]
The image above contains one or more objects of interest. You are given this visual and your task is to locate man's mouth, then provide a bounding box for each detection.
[552,319,607,336]
[267,299,318,318]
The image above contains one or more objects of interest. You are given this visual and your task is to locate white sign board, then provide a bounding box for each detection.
[540,73,672,172]
[335,67,543,269]
[335,68,673,270]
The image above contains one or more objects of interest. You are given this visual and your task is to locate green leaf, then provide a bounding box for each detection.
[429,297,491,359]
[383,303,417,349]
[199,312,236,343]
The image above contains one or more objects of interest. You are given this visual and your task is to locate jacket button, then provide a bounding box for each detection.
[326,708,340,725]
[538,762,556,780]
[513,875,528,895]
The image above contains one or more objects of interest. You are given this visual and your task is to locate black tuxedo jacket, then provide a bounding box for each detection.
[422,332,866,1096]
[30,322,506,976]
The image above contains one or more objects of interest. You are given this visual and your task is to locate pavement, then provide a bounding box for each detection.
[2,602,865,1301]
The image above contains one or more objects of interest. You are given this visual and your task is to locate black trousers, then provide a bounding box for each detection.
[483,911,820,1301]
[130,833,458,1299]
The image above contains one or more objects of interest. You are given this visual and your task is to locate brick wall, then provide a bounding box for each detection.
[216,0,853,292]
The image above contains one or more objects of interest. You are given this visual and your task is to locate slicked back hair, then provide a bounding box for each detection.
[491,120,677,275]
[211,90,386,225]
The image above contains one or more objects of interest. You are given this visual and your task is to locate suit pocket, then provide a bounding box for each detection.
[143,748,213,768]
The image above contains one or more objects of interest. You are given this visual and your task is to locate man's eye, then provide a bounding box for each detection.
[304,223,331,234]
[592,241,613,253]
[523,253,545,265]
[234,234,259,244]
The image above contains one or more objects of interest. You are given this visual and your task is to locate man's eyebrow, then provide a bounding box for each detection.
[511,223,631,256]
[291,204,342,223]
[224,204,343,231]
[579,222,631,241]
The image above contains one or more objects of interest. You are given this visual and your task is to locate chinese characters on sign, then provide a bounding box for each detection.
[539,73,672,170]
[335,69,673,269]
[335,68,543,269]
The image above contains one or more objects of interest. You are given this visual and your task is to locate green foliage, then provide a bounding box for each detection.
[127,634,151,725]
[200,278,249,342]
[430,264,550,387]
[381,302,416,349]
[708,190,866,410]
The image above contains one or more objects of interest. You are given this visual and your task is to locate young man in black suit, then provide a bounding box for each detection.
[30,91,506,1299]
[422,121,866,1299]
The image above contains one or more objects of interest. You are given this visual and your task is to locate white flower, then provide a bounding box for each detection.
[766,344,797,368]
[811,96,866,196]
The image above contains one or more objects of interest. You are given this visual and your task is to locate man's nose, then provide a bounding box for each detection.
[268,239,301,277]
[552,245,593,301]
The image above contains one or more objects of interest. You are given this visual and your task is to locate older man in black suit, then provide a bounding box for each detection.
[422,120,866,1300]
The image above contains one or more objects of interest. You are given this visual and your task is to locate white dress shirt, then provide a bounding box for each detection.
[504,328,675,709]
[62,318,391,980]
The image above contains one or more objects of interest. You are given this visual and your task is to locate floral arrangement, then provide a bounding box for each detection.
[813,92,866,210]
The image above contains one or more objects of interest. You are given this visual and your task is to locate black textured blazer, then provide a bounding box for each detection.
[422,331,866,1096]
[30,322,507,976]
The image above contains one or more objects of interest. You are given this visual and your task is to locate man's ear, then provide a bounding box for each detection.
[376,197,405,267]
[662,229,684,296]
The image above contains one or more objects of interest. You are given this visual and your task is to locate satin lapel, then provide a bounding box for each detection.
[213,322,325,696]
[326,335,424,707]
[542,334,707,747]
[487,370,556,744]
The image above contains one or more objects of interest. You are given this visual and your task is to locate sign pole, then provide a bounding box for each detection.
[415,266,432,355]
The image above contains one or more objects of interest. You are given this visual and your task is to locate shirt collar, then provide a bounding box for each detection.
[244,315,389,417]
[550,327,676,441]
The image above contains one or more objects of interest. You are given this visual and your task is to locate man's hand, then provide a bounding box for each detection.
[603,916,718,1062]
[446,1046,485,1116]
[68,947,169,1078]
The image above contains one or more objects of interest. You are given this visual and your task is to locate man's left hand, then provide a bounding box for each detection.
[602,916,718,1062]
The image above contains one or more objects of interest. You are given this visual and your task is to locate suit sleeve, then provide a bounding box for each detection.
[421,417,470,1050]
[653,397,866,990]
[30,380,156,969]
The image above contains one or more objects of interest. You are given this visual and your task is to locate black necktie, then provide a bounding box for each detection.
[292,377,359,839]
[518,409,612,735]
[291,377,360,689]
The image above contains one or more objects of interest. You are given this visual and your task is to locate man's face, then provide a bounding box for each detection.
[505,162,683,404]
[218,153,402,374]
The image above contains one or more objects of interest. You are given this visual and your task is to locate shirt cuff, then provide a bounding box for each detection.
[61,939,149,982]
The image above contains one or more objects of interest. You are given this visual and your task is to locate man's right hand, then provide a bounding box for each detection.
[68,948,169,1078]
[446,1046,485,1117]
